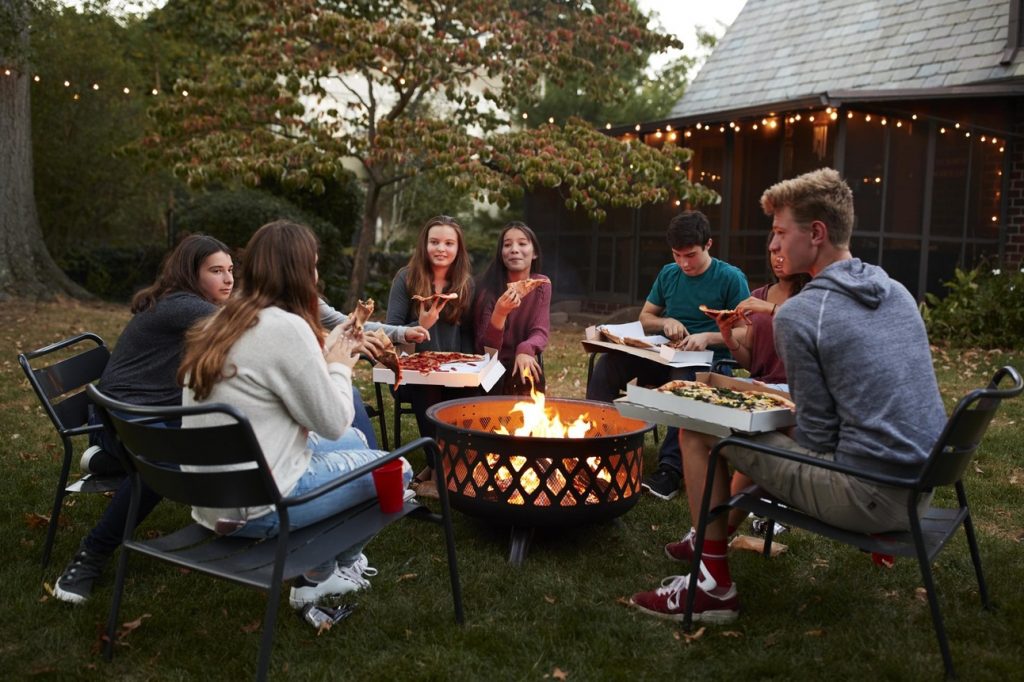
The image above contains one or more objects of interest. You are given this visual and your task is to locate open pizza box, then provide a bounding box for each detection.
[582,321,713,369]
[613,372,795,437]
[372,346,505,391]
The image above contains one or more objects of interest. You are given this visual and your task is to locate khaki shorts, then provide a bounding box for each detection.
[721,431,928,533]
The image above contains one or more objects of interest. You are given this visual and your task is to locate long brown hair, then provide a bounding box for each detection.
[179,220,323,400]
[131,234,231,313]
[405,215,472,323]
[476,221,543,303]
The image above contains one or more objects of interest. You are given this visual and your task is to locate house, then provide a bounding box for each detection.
[527,0,1024,305]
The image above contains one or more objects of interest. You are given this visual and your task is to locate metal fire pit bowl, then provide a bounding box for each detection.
[426,396,652,564]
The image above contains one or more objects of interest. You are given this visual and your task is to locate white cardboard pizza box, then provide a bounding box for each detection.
[372,347,505,391]
[614,374,795,437]
[658,345,716,366]
[582,322,712,369]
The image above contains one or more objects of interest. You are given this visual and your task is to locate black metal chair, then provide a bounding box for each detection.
[87,384,464,682]
[684,365,1023,679]
[18,332,116,569]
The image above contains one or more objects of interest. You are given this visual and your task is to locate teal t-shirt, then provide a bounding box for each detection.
[647,258,750,335]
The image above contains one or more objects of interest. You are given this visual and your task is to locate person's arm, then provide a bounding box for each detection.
[318,298,347,329]
[774,306,839,452]
[475,291,502,353]
[385,269,412,326]
[639,301,686,339]
[512,280,550,380]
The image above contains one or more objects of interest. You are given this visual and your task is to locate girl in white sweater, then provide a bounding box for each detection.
[179,220,411,609]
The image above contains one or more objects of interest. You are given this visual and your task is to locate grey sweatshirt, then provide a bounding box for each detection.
[773,258,946,472]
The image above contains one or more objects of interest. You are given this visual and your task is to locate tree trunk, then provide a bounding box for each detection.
[0,0,94,301]
[344,177,382,311]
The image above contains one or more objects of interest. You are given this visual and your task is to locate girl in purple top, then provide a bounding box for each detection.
[474,221,551,395]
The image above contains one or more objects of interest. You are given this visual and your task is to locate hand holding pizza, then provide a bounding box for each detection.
[734,296,776,319]
[414,292,457,330]
[324,325,361,368]
[494,287,521,317]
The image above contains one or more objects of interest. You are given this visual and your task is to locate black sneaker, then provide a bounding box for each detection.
[642,466,682,501]
[53,540,110,604]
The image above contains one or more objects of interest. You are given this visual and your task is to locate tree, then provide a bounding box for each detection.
[146,0,718,310]
[0,0,92,299]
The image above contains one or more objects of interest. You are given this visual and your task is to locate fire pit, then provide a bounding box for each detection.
[426,394,652,565]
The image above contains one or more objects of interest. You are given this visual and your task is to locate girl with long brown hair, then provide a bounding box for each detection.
[385,215,476,496]
[179,220,410,609]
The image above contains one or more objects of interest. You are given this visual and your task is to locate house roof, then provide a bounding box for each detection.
[671,0,1024,119]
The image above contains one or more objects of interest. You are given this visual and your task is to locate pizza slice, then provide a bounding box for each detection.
[506,278,547,299]
[349,298,374,335]
[598,327,624,345]
[699,303,750,325]
[622,337,654,349]
[370,328,402,386]
[411,292,459,303]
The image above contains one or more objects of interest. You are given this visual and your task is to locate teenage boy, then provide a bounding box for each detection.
[586,211,749,500]
[629,168,947,623]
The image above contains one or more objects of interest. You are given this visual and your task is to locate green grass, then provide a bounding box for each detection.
[1,298,1022,680]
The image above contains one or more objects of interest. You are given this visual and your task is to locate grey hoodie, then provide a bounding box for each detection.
[773,258,946,472]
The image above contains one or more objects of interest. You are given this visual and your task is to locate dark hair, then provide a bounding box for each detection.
[405,215,473,323]
[130,234,231,313]
[477,221,544,301]
[179,220,323,401]
[666,211,712,250]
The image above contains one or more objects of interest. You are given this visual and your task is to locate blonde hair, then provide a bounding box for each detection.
[179,221,323,401]
[760,168,854,248]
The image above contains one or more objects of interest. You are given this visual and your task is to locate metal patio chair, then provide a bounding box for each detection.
[18,332,116,569]
[87,384,463,682]
[684,365,1023,679]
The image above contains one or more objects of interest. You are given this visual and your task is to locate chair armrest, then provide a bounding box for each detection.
[712,435,921,489]
[282,437,438,507]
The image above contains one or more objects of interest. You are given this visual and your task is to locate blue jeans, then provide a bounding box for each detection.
[232,433,412,569]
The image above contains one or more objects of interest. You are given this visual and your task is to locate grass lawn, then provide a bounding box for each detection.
[1,297,1022,680]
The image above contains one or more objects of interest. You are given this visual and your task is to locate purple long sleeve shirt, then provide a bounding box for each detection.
[474,275,551,366]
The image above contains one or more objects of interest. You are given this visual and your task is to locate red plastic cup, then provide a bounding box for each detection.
[372,460,405,514]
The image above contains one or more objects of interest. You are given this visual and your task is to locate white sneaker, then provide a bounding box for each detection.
[288,561,371,609]
[352,553,378,578]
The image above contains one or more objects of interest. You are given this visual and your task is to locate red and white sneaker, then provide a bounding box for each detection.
[629,562,740,624]
[664,528,697,563]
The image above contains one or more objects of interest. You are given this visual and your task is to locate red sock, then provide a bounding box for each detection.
[701,539,732,588]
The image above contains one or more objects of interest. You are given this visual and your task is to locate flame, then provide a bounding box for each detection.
[493,370,594,438]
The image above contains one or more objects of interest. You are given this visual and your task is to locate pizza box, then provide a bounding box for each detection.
[372,346,505,391]
[582,321,712,369]
[614,373,795,437]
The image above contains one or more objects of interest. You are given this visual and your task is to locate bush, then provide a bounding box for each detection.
[921,266,1024,348]
[59,244,168,301]
[173,189,350,302]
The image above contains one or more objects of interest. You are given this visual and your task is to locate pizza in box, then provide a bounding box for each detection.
[657,380,795,412]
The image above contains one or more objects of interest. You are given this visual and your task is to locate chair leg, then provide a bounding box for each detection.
[957,487,990,609]
[393,403,403,448]
[436,470,464,624]
[762,519,775,558]
[104,545,131,661]
[911,526,956,678]
[255,577,284,682]
[42,441,75,569]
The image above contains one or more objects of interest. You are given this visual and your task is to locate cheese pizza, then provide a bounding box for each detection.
[506,278,547,298]
[399,351,485,375]
[411,292,459,303]
[349,298,374,335]
[657,380,795,412]
[369,328,402,386]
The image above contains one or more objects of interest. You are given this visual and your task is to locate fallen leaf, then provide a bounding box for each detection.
[974,465,984,474]
[615,596,631,606]
[551,667,569,681]
[804,629,825,637]
[683,626,706,644]
[24,512,50,530]
[397,573,418,582]
[240,620,261,634]
[650,524,660,531]
[672,630,681,640]
[42,581,55,597]
[914,587,929,602]
[316,621,333,636]
[544,595,557,604]
[811,558,829,569]
[720,630,743,638]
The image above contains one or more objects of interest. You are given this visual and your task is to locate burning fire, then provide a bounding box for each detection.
[493,371,593,438]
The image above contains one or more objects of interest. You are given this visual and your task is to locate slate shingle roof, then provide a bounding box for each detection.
[671,0,1024,119]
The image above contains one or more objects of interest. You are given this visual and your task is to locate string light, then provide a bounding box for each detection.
[548,116,554,124]
[33,75,40,82]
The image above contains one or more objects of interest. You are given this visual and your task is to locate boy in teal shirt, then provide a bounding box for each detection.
[586,211,749,499]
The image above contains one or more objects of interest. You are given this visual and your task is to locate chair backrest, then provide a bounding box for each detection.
[920,366,1023,489]
[86,385,284,511]
[18,333,110,437]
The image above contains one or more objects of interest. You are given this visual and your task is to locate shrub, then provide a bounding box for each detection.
[921,266,1024,349]
[59,244,168,301]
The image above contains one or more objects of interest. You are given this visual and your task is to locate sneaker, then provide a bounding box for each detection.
[664,528,697,563]
[79,445,124,477]
[288,560,371,609]
[642,466,681,501]
[352,553,378,578]
[629,563,740,624]
[53,539,110,605]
